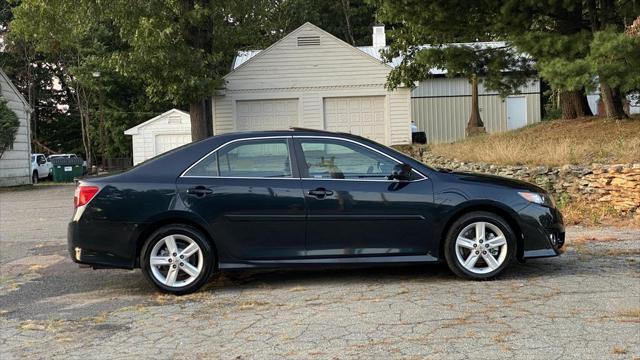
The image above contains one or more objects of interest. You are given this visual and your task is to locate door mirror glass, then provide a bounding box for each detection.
[389,163,413,181]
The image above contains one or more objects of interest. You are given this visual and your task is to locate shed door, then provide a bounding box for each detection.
[324,96,386,144]
[506,97,527,130]
[236,99,299,131]
[154,134,191,156]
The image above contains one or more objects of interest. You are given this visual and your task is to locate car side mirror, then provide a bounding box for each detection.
[389,163,413,181]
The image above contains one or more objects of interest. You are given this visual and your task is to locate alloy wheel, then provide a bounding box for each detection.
[149,234,204,287]
[455,221,508,274]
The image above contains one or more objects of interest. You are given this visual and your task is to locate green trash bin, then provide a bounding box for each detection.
[51,157,84,182]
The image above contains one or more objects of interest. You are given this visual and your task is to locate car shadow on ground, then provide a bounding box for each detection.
[1,249,632,322]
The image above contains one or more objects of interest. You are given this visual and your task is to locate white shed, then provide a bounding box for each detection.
[0,69,32,186]
[124,109,191,165]
[213,22,412,146]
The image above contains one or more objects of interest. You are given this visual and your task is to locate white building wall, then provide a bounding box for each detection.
[411,77,541,143]
[0,73,32,186]
[214,23,412,146]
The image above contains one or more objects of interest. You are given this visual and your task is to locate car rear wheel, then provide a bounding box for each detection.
[141,224,214,295]
[444,211,515,280]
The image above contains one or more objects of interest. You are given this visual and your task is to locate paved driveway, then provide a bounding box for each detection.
[1,185,639,359]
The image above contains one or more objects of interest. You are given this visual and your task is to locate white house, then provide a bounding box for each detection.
[0,69,32,186]
[124,109,191,165]
[212,22,412,146]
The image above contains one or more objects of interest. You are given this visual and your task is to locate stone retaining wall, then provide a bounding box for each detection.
[396,146,640,215]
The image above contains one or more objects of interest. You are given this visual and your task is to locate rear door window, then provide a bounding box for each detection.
[184,138,292,178]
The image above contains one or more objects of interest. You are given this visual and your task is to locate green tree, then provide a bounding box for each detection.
[376,0,534,135]
[498,1,595,119]
[9,0,110,166]
[102,0,282,141]
[272,0,377,46]
[498,0,640,119]
[0,98,19,158]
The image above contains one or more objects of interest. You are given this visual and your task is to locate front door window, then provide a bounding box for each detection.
[299,139,396,180]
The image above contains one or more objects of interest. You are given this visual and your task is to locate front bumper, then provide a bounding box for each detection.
[517,203,565,259]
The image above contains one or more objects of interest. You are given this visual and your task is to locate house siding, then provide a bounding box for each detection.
[411,78,541,143]
[224,27,390,90]
[213,23,412,146]
[0,73,32,187]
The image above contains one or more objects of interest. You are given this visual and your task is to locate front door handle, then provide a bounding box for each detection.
[186,186,213,197]
[308,188,334,198]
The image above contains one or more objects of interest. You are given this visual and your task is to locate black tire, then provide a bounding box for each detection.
[32,171,38,184]
[443,211,516,280]
[140,224,215,295]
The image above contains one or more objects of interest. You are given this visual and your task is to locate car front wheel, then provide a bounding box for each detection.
[444,211,515,280]
[32,171,38,184]
[141,224,214,295]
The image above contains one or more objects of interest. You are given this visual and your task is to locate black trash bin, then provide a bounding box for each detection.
[412,131,427,144]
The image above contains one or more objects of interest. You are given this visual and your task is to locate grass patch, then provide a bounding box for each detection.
[429,117,640,166]
[557,197,639,227]
[570,235,620,245]
[612,346,627,355]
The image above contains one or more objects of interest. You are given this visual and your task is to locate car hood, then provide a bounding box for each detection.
[438,168,546,193]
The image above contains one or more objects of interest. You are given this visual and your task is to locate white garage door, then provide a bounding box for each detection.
[236,99,299,131]
[324,96,386,144]
[154,134,191,156]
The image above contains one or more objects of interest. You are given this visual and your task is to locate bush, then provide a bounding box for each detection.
[0,98,20,158]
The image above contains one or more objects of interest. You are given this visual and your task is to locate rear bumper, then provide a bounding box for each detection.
[517,204,565,259]
[68,219,140,269]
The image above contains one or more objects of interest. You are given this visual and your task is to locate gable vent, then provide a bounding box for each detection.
[297,36,320,46]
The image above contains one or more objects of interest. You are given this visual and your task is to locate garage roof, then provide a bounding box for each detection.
[0,69,33,112]
[124,108,189,135]
[231,41,509,75]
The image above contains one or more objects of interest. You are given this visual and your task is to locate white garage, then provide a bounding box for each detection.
[125,109,191,165]
[236,99,299,131]
[212,22,412,146]
[324,96,386,144]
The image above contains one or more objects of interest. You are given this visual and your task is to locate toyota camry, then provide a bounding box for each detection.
[69,129,564,294]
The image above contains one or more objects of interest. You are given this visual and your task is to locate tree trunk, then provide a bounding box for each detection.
[466,75,486,137]
[190,99,209,141]
[560,89,593,119]
[560,91,578,119]
[600,82,628,119]
[75,86,92,170]
[340,0,356,45]
[99,98,107,167]
[466,74,485,132]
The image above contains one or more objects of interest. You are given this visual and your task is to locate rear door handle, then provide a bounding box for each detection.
[186,186,213,197]
[308,188,334,198]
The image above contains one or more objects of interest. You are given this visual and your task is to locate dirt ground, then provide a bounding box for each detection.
[1,185,639,359]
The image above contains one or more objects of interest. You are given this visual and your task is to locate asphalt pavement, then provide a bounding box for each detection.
[1,185,638,359]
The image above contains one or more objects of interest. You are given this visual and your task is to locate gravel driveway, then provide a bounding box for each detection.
[1,185,639,359]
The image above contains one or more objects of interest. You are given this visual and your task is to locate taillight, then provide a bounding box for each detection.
[74,185,99,208]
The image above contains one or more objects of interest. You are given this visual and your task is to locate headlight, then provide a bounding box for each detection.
[518,191,555,208]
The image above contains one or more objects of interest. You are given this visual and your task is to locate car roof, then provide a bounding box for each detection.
[213,128,379,145]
